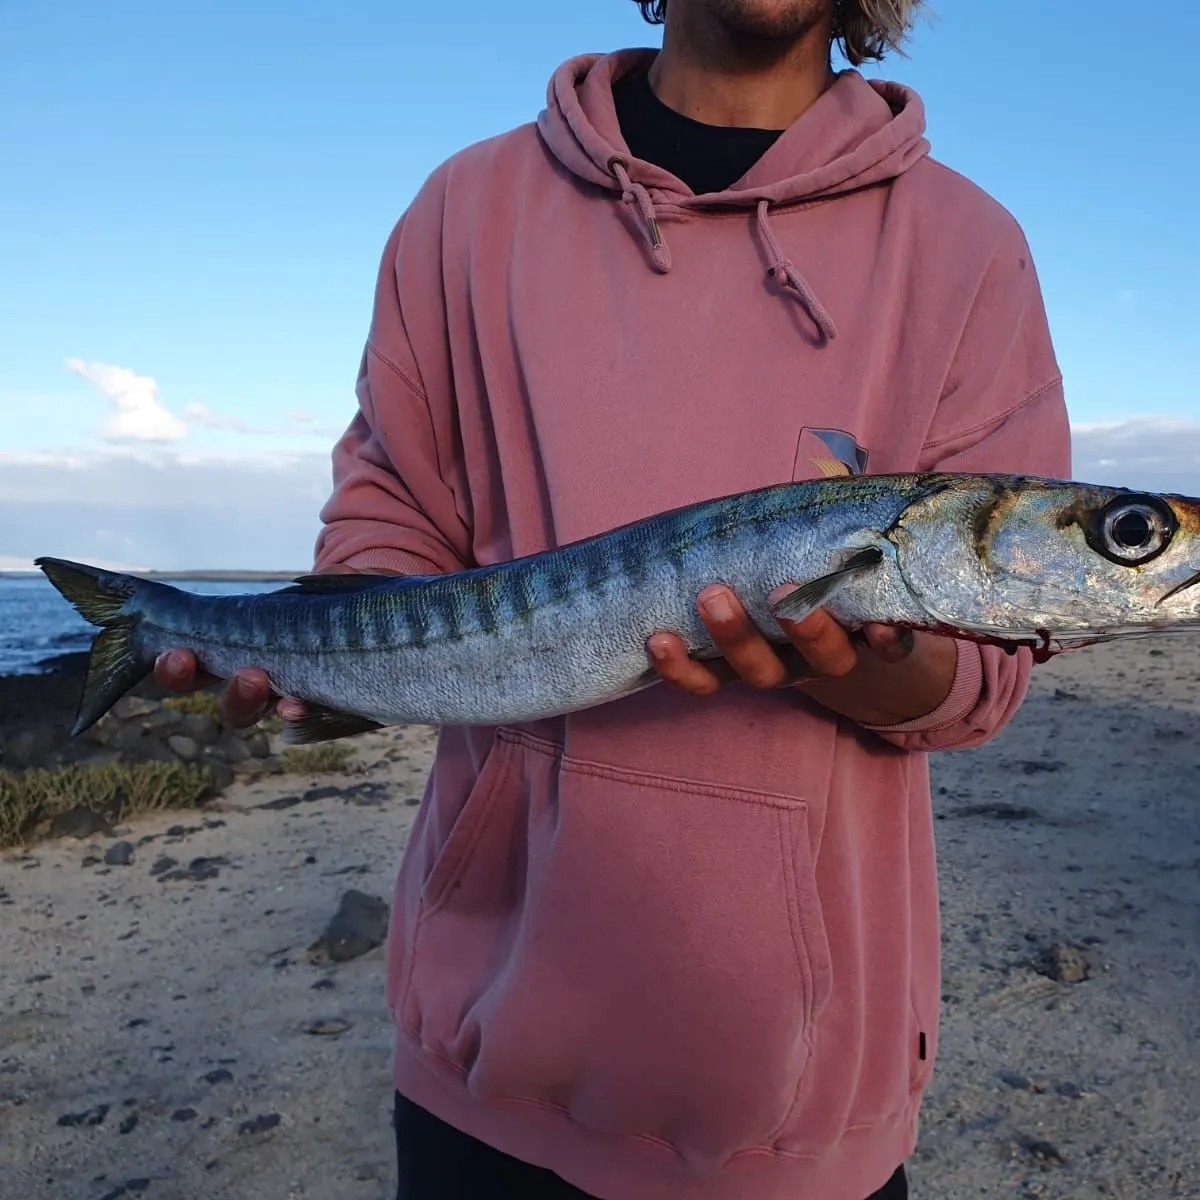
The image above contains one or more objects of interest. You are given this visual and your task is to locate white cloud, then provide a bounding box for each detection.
[1070,418,1200,495]
[67,358,187,443]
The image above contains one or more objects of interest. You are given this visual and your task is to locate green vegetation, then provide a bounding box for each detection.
[278,743,357,774]
[162,691,224,720]
[0,760,214,849]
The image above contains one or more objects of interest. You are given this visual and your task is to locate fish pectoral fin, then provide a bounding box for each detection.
[770,546,884,625]
[281,705,386,745]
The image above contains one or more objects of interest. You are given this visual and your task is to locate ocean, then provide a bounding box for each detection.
[0,575,285,677]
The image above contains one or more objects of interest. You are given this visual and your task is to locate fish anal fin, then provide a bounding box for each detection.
[770,546,884,625]
[281,704,385,745]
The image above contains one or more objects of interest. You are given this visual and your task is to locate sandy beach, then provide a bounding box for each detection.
[1,639,1198,1200]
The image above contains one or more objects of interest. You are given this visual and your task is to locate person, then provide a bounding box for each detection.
[157,1,1071,1196]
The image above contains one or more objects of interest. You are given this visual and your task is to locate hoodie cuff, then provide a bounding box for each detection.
[861,639,984,734]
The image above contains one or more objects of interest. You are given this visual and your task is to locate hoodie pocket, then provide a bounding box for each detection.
[397,730,834,1170]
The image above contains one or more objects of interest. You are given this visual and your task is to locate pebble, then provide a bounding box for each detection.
[238,1112,281,1135]
[307,889,390,964]
[104,841,135,867]
[57,1103,109,1127]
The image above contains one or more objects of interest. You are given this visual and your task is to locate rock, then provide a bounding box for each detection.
[1055,1080,1083,1098]
[244,730,272,759]
[157,856,228,883]
[308,889,390,964]
[167,735,198,762]
[304,1017,352,1037]
[238,1112,281,1135]
[180,713,220,744]
[258,794,303,812]
[50,805,114,841]
[220,736,251,764]
[1034,942,1095,984]
[1018,1135,1066,1165]
[171,1107,198,1122]
[118,1111,139,1134]
[104,842,135,867]
[149,856,179,877]
[311,978,335,991]
[57,1103,110,1127]
[113,697,158,720]
[201,1068,233,1085]
[999,1071,1032,1090]
[3,727,55,768]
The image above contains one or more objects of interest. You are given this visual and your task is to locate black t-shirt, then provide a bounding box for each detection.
[612,69,784,196]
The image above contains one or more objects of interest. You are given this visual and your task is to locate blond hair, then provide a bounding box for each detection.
[631,1,926,66]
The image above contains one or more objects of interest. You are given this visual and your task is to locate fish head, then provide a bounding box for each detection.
[889,476,1200,645]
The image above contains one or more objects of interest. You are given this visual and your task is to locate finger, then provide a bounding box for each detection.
[154,649,219,693]
[277,696,308,723]
[697,586,790,689]
[780,609,859,678]
[221,668,275,729]
[862,624,917,663]
[647,633,724,697]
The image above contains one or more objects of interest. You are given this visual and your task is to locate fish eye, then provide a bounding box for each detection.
[1090,495,1177,565]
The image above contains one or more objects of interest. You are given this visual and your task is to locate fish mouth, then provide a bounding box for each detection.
[1157,569,1200,607]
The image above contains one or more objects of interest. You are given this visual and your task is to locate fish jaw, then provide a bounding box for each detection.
[887,476,1200,648]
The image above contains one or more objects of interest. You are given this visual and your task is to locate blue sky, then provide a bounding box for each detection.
[0,0,1197,568]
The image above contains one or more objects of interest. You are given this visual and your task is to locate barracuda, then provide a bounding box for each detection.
[37,472,1200,743]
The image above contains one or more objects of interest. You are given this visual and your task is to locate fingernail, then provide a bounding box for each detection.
[164,650,185,675]
[700,593,734,623]
[647,637,670,661]
[235,674,259,700]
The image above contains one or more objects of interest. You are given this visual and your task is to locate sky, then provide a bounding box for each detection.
[1,0,1197,570]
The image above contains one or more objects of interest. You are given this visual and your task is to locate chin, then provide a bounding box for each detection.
[703,0,831,40]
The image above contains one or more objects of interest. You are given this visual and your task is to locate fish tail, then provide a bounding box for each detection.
[34,557,153,735]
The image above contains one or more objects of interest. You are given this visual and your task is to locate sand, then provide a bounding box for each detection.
[1,640,1198,1200]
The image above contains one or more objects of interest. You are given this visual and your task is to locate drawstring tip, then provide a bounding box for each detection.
[651,243,672,274]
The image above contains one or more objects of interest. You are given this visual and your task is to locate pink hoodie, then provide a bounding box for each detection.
[314,50,1070,1200]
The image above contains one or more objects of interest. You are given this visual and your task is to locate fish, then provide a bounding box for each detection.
[35,472,1200,744]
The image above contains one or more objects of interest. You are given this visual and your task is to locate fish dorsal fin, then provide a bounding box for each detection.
[279,573,400,595]
[281,703,386,744]
[770,547,884,625]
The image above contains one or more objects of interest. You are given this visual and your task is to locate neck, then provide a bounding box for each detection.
[647,8,836,130]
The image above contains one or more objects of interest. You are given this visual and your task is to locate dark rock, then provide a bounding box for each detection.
[165,824,188,837]
[118,1111,139,1134]
[308,889,390,964]
[244,730,272,759]
[220,736,251,764]
[157,855,228,883]
[57,1103,110,1127]
[258,794,303,812]
[149,856,179,877]
[303,785,343,802]
[238,1112,281,1135]
[311,978,335,990]
[171,1107,198,1122]
[124,1018,148,1028]
[104,841,135,867]
[999,1071,1032,1090]
[952,803,1041,822]
[201,1068,233,1085]
[1019,760,1065,775]
[1018,1135,1066,1165]
[50,805,114,840]
[180,713,220,744]
[1055,1081,1082,1098]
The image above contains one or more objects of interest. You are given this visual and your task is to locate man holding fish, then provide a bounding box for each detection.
[154,0,1073,1196]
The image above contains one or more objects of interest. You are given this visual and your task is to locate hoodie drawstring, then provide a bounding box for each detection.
[609,158,672,274]
[756,199,839,343]
[605,161,838,344]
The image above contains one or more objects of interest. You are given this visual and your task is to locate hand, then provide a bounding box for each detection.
[151,567,395,729]
[153,650,307,729]
[648,584,956,727]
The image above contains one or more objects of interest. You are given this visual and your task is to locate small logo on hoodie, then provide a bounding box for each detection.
[793,427,870,480]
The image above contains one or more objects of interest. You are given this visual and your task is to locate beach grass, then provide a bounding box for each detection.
[278,743,357,774]
[0,760,213,849]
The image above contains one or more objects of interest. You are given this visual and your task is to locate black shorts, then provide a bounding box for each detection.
[394,1091,908,1199]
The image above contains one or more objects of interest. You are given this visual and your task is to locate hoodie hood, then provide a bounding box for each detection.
[536,49,931,341]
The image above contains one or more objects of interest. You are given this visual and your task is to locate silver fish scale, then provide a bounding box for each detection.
[124,478,936,726]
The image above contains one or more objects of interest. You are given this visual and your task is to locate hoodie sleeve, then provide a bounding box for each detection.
[312,205,473,578]
[864,226,1071,754]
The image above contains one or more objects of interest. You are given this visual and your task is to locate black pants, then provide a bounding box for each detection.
[395,1092,908,1199]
